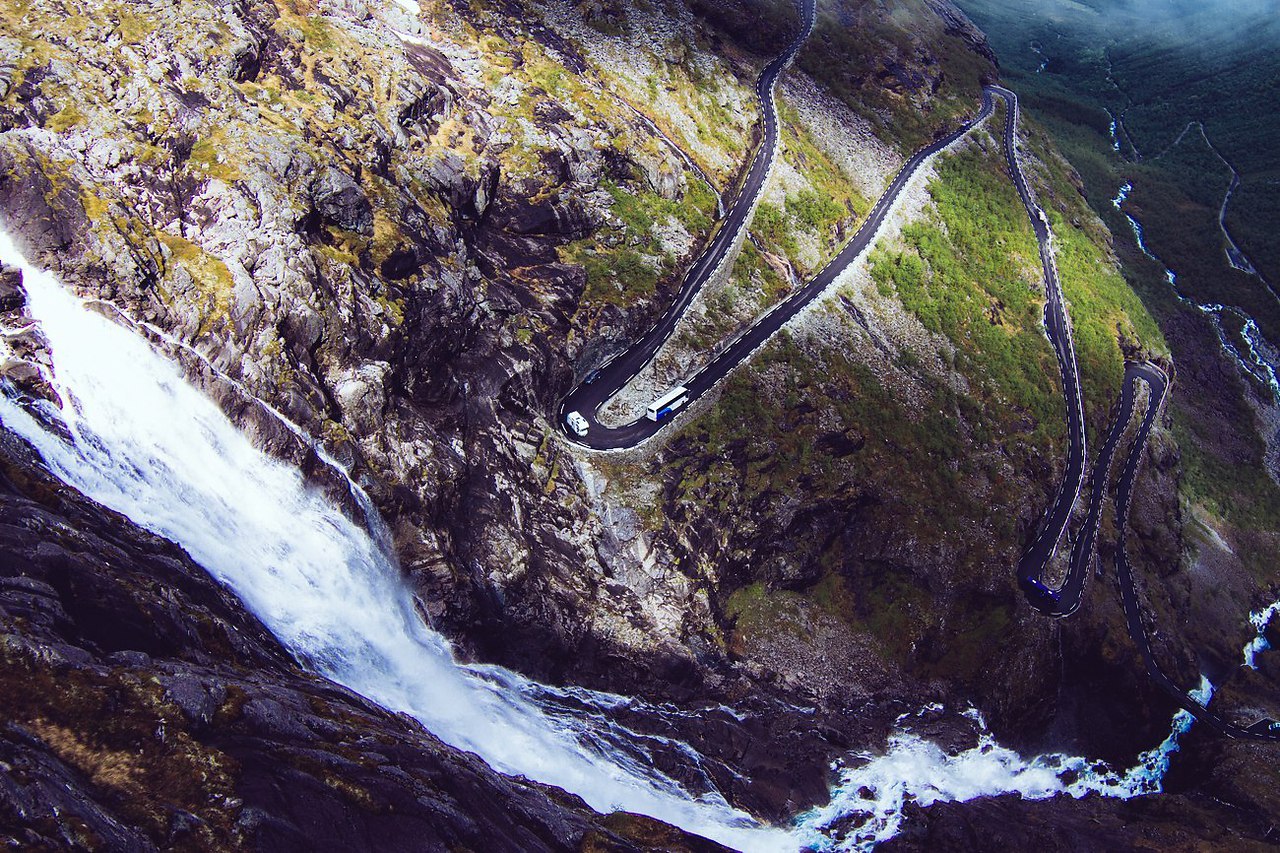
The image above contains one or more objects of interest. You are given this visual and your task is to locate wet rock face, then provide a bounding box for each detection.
[0,262,21,309]
[0,264,59,405]
[0,429,726,853]
[880,793,1234,852]
[5,0,1258,845]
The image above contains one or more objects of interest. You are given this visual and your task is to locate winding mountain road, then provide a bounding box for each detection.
[991,83,1092,618]
[555,14,1278,739]
[989,91,1279,737]
[560,37,995,448]
[556,0,816,448]
[1109,363,1280,740]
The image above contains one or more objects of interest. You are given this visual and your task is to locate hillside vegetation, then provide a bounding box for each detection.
[605,125,1162,701]
[956,0,1280,288]
[955,0,1280,585]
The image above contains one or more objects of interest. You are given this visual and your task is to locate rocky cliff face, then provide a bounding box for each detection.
[0,0,1276,848]
[0,0,1001,827]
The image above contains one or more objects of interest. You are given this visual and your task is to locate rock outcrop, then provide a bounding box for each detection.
[0,0,999,721]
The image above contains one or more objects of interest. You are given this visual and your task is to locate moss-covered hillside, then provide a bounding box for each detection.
[600,112,1165,718]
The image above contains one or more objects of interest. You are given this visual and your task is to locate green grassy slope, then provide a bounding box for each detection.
[956,0,1280,315]
[630,130,1162,678]
[954,0,1280,582]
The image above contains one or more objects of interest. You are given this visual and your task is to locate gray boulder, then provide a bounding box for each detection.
[311,166,373,235]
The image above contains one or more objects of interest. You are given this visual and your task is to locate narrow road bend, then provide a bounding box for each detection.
[559,83,995,449]
[1111,364,1280,740]
[557,0,817,447]
[557,47,1280,740]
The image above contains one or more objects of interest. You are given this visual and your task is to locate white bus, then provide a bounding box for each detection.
[646,386,689,422]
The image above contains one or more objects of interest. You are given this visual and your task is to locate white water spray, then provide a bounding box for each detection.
[0,232,793,853]
[1244,601,1280,669]
[1112,183,1280,400]
[81,295,396,553]
[794,681,1214,851]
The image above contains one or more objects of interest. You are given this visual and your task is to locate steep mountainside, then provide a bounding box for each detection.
[0,428,729,852]
[0,0,1000,710]
[957,0,1280,746]
[1,0,1277,848]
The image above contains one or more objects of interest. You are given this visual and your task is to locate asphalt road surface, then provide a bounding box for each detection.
[986,83,1091,617]
[555,59,1279,739]
[1109,364,1280,740]
[560,78,995,449]
[557,0,816,447]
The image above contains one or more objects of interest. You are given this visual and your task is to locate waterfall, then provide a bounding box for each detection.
[0,231,793,853]
[1245,601,1280,669]
[1112,183,1279,400]
[795,681,1214,851]
[0,232,1237,851]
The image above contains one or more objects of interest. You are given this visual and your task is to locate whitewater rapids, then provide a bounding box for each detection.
[0,232,792,852]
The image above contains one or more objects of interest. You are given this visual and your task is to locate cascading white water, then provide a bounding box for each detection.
[1113,182,1162,267]
[0,232,793,853]
[795,681,1215,851]
[1112,183,1280,400]
[1244,601,1280,669]
[81,295,398,555]
[1110,179,1280,671]
[0,232,1243,852]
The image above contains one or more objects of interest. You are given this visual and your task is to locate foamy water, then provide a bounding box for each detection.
[795,682,1213,851]
[1245,601,1280,669]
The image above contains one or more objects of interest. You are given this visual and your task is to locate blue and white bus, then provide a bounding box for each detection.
[646,386,688,422]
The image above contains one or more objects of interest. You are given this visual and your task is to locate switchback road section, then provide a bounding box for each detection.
[557,0,816,448]
[558,58,1279,739]
[998,91,1280,739]
[990,83,1092,618]
[559,85,995,449]
[1112,364,1280,740]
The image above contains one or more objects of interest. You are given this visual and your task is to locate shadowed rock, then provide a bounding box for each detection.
[311,167,374,236]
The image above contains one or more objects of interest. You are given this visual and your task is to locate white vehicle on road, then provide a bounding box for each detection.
[646,386,689,422]
[566,411,589,436]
